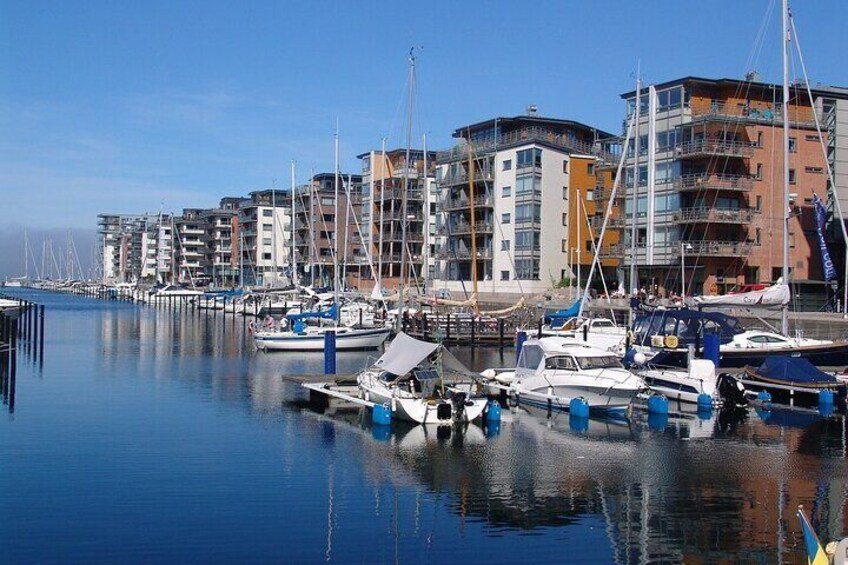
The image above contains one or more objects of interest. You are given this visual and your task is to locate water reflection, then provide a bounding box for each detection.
[302,394,847,563]
[2,289,846,563]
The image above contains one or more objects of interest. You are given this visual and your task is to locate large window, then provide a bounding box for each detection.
[515,230,540,250]
[656,87,683,111]
[515,258,539,280]
[516,148,542,169]
[515,203,541,223]
[654,192,680,213]
[515,175,541,195]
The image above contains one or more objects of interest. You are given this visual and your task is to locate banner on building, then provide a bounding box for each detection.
[812,193,837,282]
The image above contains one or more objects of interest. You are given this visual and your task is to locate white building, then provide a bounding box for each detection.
[237,189,292,287]
[433,114,617,297]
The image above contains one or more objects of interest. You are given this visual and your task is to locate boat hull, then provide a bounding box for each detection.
[638,368,715,404]
[254,327,391,351]
[514,378,640,412]
[647,341,848,369]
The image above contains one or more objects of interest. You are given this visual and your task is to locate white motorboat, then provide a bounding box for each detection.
[634,359,720,404]
[357,332,488,425]
[492,337,646,412]
[537,317,628,352]
[146,285,204,304]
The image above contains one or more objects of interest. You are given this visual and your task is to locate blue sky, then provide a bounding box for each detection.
[1,0,846,235]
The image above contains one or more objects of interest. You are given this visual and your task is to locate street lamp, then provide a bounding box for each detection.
[681,241,693,299]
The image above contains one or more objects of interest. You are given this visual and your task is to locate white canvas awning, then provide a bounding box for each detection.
[373,332,439,376]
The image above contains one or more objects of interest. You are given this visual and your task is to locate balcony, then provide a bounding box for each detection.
[691,100,820,129]
[680,240,753,258]
[593,185,625,201]
[438,170,495,187]
[441,195,494,212]
[374,187,423,201]
[436,221,494,236]
[674,174,753,193]
[676,140,753,159]
[590,216,627,231]
[673,207,755,225]
[435,247,494,260]
[393,166,421,179]
[180,227,205,235]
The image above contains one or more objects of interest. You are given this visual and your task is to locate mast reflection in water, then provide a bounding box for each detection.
[0,289,846,563]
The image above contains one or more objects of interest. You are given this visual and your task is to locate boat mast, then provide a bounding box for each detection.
[291,160,298,287]
[334,127,341,323]
[309,166,316,286]
[24,229,28,281]
[577,189,581,300]
[468,139,478,307]
[781,0,791,335]
[377,139,386,292]
[397,50,415,329]
[422,132,429,296]
[629,68,641,297]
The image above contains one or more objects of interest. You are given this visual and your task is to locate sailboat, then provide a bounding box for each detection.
[253,135,391,352]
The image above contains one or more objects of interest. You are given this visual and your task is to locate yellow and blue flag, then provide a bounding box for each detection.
[797,505,829,565]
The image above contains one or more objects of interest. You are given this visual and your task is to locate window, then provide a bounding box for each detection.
[545,356,577,370]
[788,137,797,153]
[262,209,273,217]
[515,203,541,223]
[262,253,272,260]
[501,240,510,251]
[563,187,568,200]
[515,230,540,251]
[755,163,763,180]
[656,87,682,111]
[502,186,512,197]
[515,175,541,195]
[263,224,272,232]
[805,166,824,174]
[516,148,542,169]
[756,195,762,211]
[263,237,272,245]
[756,131,763,147]
[755,228,761,244]
[563,160,568,174]
[502,213,511,224]
[586,190,594,201]
[320,197,334,206]
[806,134,821,142]
[587,163,595,175]
[500,270,510,281]
[789,232,796,248]
[562,212,567,226]
[789,169,796,184]
[503,159,512,171]
[561,239,567,252]
[515,258,539,279]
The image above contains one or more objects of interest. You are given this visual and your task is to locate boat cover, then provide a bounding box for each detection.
[694,283,790,308]
[374,332,439,376]
[285,303,337,321]
[545,300,581,323]
[751,356,837,385]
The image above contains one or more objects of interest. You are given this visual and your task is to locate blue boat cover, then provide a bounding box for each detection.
[286,303,337,322]
[544,300,581,323]
[755,356,837,385]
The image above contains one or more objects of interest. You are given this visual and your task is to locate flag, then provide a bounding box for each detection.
[812,193,837,282]
[797,505,828,565]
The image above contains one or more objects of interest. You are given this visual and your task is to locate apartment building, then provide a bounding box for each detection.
[356,148,436,292]
[97,213,173,284]
[432,112,619,296]
[237,189,292,287]
[291,173,363,289]
[606,76,848,304]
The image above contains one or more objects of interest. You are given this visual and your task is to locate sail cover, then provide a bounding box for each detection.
[694,283,790,308]
[752,356,837,385]
[373,332,438,376]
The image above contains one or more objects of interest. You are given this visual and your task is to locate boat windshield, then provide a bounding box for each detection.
[575,356,623,370]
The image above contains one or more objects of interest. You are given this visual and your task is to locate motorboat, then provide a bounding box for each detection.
[537,316,628,352]
[146,284,204,304]
[356,332,488,425]
[740,356,848,407]
[489,337,646,413]
[633,358,748,406]
[631,308,848,368]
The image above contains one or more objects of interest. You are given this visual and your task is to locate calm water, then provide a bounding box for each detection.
[1,290,846,564]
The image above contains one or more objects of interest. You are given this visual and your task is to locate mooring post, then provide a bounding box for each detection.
[324,331,336,375]
[498,318,505,348]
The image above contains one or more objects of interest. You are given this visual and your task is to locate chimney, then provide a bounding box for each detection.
[526,104,538,116]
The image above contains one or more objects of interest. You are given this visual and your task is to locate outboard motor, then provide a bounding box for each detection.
[717,373,748,408]
[449,391,467,422]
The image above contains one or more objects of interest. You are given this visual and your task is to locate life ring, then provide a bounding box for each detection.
[664,335,680,349]
[709,283,718,295]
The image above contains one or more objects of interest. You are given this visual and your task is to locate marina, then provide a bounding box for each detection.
[2,288,847,563]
